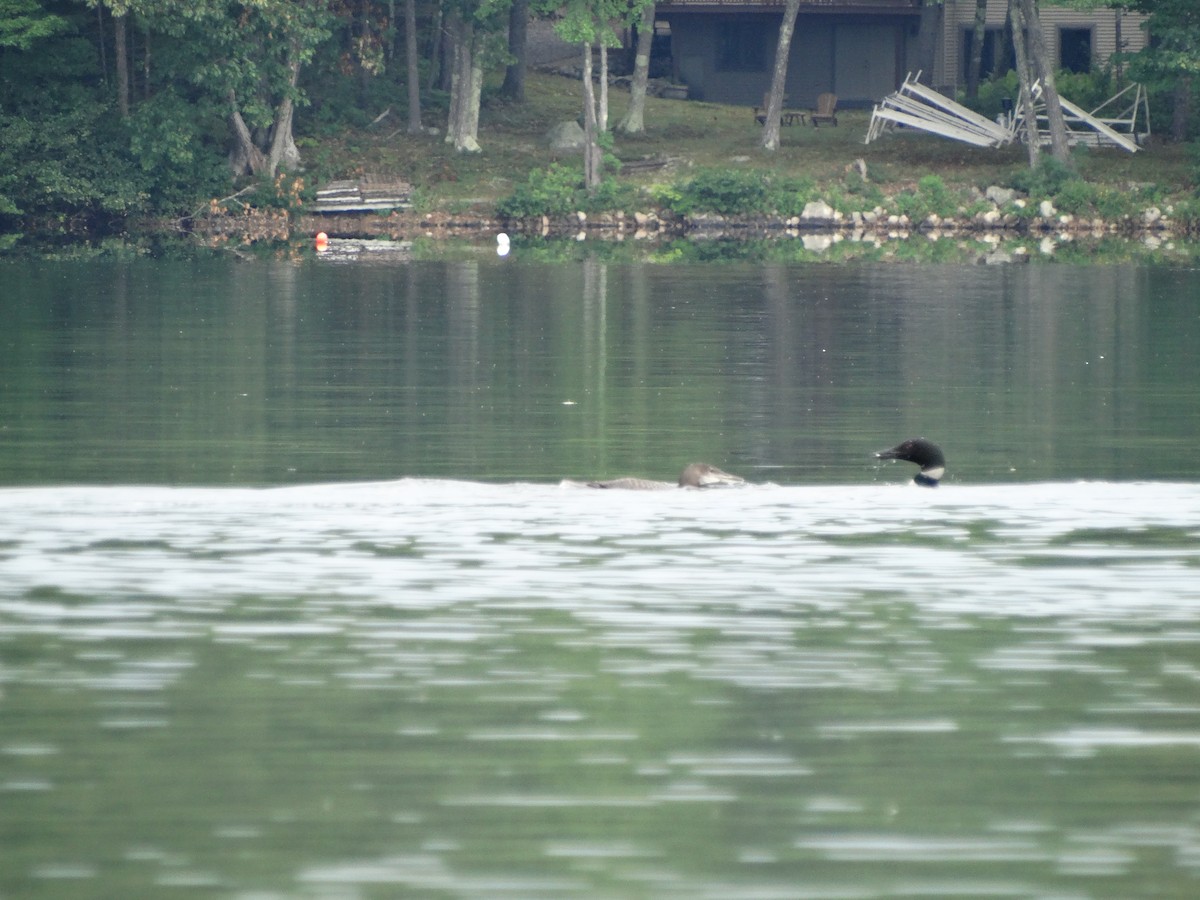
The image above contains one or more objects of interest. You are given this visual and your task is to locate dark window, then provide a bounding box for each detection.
[961,27,1008,82]
[1060,28,1092,73]
[717,21,770,73]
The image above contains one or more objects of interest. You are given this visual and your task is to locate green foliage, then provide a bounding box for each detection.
[969,68,1117,122]
[1053,69,1115,113]
[767,176,819,216]
[495,160,643,218]
[892,174,962,222]
[585,174,641,212]
[0,0,68,50]
[667,168,770,215]
[969,71,1020,120]
[496,164,585,219]
[1172,196,1200,234]
[1008,156,1077,198]
[0,106,144,223]
[127,89,228,209]
[648,170,818,217]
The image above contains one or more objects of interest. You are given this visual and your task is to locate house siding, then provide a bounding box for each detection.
[660,11,921,108]
[656,1,1148,109]
[936,0,1148,94]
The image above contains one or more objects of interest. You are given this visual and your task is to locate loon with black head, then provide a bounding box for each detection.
[875,438,945,487]
[587,462,744,491]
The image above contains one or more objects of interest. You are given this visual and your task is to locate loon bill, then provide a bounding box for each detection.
[875,438,946,487]
[588,462,745,490]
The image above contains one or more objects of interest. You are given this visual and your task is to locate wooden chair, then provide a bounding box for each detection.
[811,92,838,127]
[754,93,806,127]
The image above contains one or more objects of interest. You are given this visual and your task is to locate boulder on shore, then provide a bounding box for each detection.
[545,121,585,153]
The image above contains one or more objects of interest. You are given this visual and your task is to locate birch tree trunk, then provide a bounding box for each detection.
[761,0,801,152]
[617,3,654,134]
[582,42,602,192]
[1008,0,1040,166]
[598,42,608,133]
[1018,0,1070,163]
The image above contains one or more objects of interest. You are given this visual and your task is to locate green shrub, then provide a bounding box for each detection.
[1053,69,1115,113]
[766,175,818,216]
[1008,156,1077,198]
[1052,179,1099,216]
[127,89,228,211]
[495,164,583,219]
[670,168,770,215]
[0,105,144,223]
[1173,196,1200,233]
[892,174,961,221]
[970,71,1021,120]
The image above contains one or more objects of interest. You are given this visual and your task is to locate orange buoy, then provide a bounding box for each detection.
[315,231,329,251]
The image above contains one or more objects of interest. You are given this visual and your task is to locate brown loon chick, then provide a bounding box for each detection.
[587,462,745,490]
[875,438,946,487]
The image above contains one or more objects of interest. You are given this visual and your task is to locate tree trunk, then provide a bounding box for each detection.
[1113,8,1124,87]
[463,49,483,152]
[1018,0,1070,164]
[229,94,268,176]
[141,24,151,101]
[388,0,396,60]
[913,2,941,85]
[266,59,302,174]
[438,11,454,92]
[582,42,602,192]
[1172,76,1191,143]
[357,0,371,105]
[966,0,987,101]
[444,13,462,144]
[426,4,443,91]
[405,0,422,133]
[114,11,130,119]
[598,42,608,133]
[228,57,303,178]
[617,3,654,134]
[446,16,481,153]
[500,0,527,101]
[1008,0,1039,166]
[761,0,801,152]
[96,3,108,89]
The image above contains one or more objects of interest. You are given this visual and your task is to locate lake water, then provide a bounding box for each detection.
[2,247,1200,898]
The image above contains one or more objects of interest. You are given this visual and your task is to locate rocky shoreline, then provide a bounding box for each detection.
[184,193,1190,248]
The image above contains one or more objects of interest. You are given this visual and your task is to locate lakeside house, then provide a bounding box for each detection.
[653,0,1148,109]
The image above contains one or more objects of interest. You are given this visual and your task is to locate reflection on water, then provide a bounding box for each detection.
[2,255,1199,485]
[2,480,1200,897]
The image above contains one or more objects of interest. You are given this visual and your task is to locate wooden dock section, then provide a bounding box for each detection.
[314,175,412,213]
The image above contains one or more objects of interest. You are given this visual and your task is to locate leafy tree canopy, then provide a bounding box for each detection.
[0,0,69,50]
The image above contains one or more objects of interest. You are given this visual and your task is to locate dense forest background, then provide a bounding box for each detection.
[1,0,1196,232]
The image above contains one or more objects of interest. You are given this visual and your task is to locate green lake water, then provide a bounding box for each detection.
[1,247,1199,898]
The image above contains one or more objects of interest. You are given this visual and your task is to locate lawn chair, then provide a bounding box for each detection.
[754,93,806,126]
[811,93,838,127]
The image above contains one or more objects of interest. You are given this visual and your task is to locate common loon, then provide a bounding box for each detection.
[587,462,745,490]
[875,438,945,487]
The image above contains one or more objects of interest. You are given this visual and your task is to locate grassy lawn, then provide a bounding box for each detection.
[300,70,1192,216]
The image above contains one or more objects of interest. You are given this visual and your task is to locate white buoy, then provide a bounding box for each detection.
[496,232,511,257]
